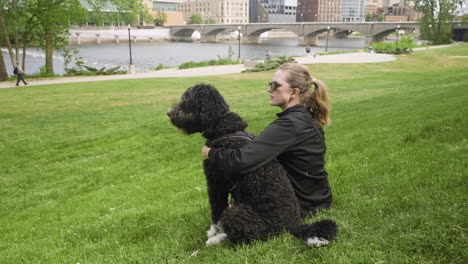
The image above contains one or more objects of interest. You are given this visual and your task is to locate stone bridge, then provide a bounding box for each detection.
[170,22,422,46]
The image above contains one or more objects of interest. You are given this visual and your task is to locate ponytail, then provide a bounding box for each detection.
[278,63,331,127]
[307,79,330,127]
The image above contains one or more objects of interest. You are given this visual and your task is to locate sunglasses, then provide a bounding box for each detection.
[268,81,282,91]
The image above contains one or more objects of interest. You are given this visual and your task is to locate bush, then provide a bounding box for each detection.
[22,65,61,78]
[464,34,468,42]
[178,58,240,69]
[64,65,126,76]
[242,56,296,73]
[371,36,417,54]
[151,64,164,71]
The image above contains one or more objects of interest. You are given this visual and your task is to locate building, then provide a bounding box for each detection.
[249,0,297,23]
[177,0,249,24]
[341,0,366,22]
[319,0,341,22]
[296,0,319,22]
[150,0,185,26]
[365,0,384,15]
[385,2,422,22]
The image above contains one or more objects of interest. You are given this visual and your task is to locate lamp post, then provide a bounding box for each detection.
[127,24,134,74]
[427,24,432,49]
[315,14,317,22]
[325,26,330,52]
[396,24,400,50]
[301,13,303,23]
[237,26,242,62]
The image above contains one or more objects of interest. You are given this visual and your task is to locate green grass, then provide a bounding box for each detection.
[1,44,467,263]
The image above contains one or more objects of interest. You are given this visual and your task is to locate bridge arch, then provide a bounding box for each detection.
[244,27,299,44]
[172,28,199,42]
[371,25,419,44]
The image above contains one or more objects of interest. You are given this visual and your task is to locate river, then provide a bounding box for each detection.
[3,38,367,75]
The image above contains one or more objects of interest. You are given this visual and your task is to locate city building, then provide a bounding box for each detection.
[341,0,366,22]
[384,2,422,22]
[150,0,185,26]
[249,0,297,23]
[365,0,384,15]
[319,0,341,22]
[296,0,319,22]
[177,0,249,24]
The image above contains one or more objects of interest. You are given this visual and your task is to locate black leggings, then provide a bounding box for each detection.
[16,74,27,85]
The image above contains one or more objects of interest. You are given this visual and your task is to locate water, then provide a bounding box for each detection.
[2,38,366,75]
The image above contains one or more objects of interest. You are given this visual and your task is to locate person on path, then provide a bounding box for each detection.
[15,64,28,86]
[265,49,271,61]
[202,63,333,218]
[306,45,311,57]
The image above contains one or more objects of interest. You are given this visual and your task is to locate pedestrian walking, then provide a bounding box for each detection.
[265,49,271,61]
[306,45,311,57]
[14,64,28,86]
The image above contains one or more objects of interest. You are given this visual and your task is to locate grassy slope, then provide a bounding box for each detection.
[0,45,467,263]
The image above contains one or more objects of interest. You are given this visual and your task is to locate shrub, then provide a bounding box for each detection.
[64,65,126,76]
[151,64,164,71]
[242,56,296,73]
[371,36,417,54]
[178,58,240,69]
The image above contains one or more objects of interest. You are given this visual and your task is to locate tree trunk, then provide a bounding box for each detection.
[13,0,20,64]
[22,31,28,70]
[45,28,54,74]
[0,8,16,67]
[0,50,8,81]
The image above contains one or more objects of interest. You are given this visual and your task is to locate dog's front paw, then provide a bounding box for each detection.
[206,232,227,246]
[207,223,221,238]
[306,236,329,248]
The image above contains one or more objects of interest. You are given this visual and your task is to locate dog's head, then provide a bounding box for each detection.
[168,83,229,134]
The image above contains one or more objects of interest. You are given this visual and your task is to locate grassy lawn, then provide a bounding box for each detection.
[0,44,467,263]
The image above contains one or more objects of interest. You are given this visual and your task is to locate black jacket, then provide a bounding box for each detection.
[208,104,332,212]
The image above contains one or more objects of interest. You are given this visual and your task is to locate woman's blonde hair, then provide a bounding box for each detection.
[278,63,330,127]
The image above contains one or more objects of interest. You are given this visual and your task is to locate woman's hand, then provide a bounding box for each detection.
[202,145,211,159]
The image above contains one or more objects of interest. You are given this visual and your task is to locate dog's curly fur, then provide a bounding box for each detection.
[168,83,338,246]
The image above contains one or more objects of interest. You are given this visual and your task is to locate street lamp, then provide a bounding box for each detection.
[301,13,303,23]
[237,26,242,62]
[325,26,330,52]
[396,24,400,50]
[427,24,432,49]
[315,14,317,22]
[127,24,134,74]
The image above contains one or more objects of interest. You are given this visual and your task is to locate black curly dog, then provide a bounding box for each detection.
[168,83,338,247]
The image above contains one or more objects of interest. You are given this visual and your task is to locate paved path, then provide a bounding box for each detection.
[1,44,457,89]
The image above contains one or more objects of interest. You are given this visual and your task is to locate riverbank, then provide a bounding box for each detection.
[1,43,461,89]
[0,52,396,89]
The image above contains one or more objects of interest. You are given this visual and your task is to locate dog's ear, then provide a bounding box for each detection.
[192,84,229,127]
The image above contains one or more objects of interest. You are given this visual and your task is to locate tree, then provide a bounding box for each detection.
[189,14,202,24]
[365,13,374,22]
[204,18,216,24]
[414,0,464,44]
[377,14,385,22]
[28,0,87,74]
[155,10,167,26]
[0,0,152,77]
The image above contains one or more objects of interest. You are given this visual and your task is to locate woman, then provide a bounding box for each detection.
[202,63,332,217]
[15,63,28,86]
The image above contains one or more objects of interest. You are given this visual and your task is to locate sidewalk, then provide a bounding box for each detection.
[0,52,398,89]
